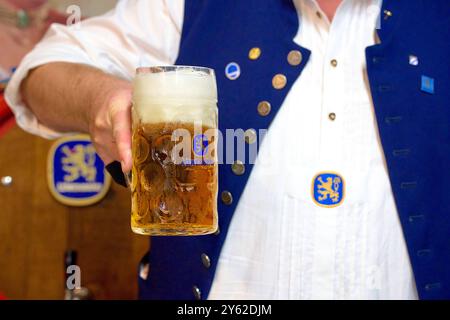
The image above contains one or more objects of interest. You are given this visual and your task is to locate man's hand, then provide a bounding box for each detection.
[21,62,133,172]
[89,84,133,172]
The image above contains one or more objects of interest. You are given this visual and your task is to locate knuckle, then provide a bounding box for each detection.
[109,96,130,118]
[93,116,106,131]
[92,135,103,146]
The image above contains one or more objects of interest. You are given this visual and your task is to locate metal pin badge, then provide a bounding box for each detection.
[225,62,241,80]
[409,55,419,66]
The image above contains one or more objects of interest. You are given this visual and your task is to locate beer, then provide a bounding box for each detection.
[131,122,217,235]
[131,66,218,235]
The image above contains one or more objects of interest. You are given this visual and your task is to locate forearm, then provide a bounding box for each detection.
[20,62,131,134]
[20,62,133,171]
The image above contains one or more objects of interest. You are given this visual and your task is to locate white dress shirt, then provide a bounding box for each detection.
[5,0,418,299]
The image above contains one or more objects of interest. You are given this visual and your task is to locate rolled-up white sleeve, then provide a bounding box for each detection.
[4,0,184,139]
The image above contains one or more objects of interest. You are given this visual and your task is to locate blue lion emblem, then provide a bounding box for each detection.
[312,172,344,207]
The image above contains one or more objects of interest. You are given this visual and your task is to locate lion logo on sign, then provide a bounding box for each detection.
[61,144,97,182]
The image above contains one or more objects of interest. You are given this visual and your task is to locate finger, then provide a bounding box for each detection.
[94,143,116,167]
[110,99,132,173]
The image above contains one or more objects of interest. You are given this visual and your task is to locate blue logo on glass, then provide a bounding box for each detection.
[48,135,110,206]
[312,172,344,208]
[421,75,435,94]
[193,134,209,156]
[225,62,241,80]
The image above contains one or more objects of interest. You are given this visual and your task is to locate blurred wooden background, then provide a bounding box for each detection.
[0,125,148,299]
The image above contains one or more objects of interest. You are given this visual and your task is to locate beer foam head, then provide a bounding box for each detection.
[133,66,217,126]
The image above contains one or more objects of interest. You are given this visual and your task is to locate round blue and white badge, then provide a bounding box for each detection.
[225,62,241,80]
[47,134,111,206]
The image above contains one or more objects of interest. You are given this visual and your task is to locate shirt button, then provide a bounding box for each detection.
[221,190,233,205]
[316,11,322,19]
[244,128,257,144]
[330,59,338,67]
[272,74,287,90]
[257,101,271,116]
[329,112,336,121]
[287,50,303,66]
[231,160,245,176]
[201,253,211,269]
[192,286,201,300]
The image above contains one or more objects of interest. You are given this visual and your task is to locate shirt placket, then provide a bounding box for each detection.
[310,4,345,299]
[319,32,344,164]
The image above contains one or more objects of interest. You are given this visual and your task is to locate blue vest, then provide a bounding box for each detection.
[138,0,450,300]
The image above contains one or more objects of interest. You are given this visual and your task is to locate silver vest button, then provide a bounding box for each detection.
[287,50,303,66]
[221,190,233,205]
[248,47,261,60]
[231,160,245,176]
[383,9,393,20]
[192,285,201,300]
[257,101,271,117]
[244,129,257,144]
[201,253,211,269]
[272,73,287,90]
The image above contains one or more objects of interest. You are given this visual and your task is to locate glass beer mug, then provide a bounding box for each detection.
[130,66,218,236]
